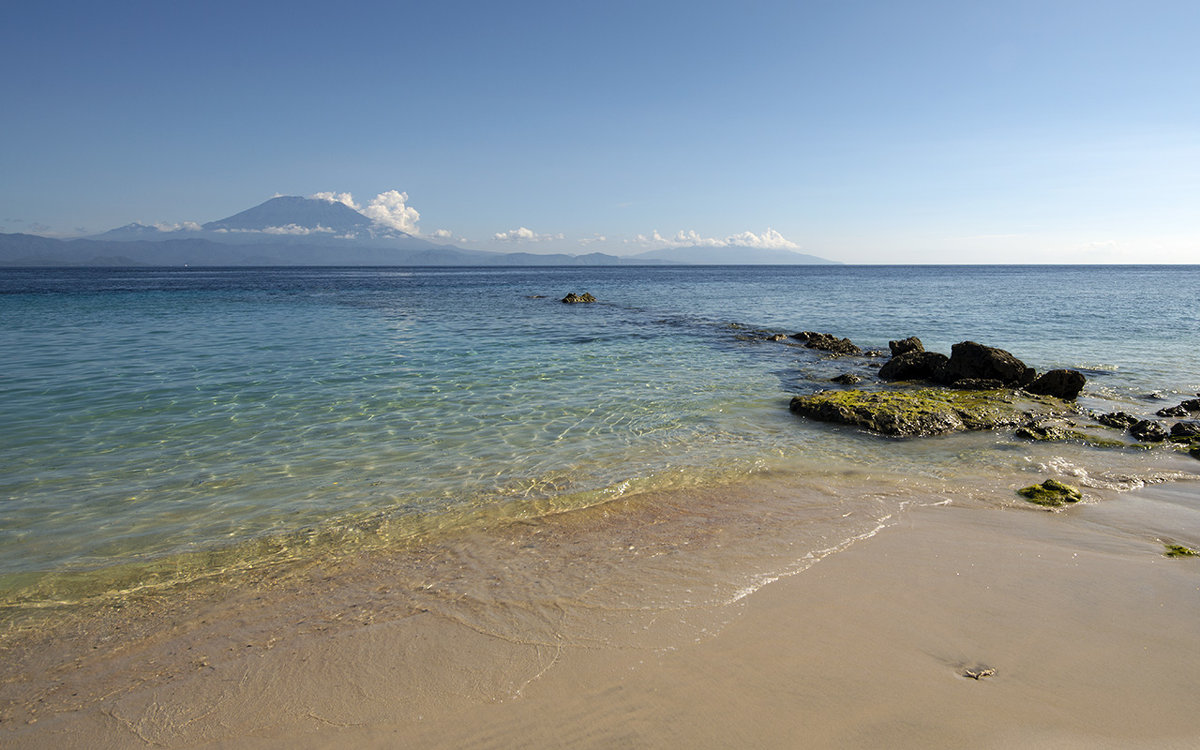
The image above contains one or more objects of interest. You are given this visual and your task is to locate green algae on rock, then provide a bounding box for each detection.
[1017,479,1083,507]
[1163,543,1199,558]
[788,388,1072,437]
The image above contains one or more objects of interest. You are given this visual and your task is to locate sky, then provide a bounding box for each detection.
[1,0,1197,263]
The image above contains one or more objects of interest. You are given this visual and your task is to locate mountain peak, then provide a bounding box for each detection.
[202,196,375,234]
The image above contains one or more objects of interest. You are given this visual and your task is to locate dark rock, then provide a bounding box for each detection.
[1024,369,1087,400]
[1130,419,1169,442]
[561,292,597,304]
[1097,411,1139,429]
[1156,398,1200,418]
[831,373,862,385]
[789,388,1070,437]
[766,333,789,342]
[878,351,949,382]
[1171,421,1200,438]
[937,341,1036,387]
[888,337,924,357]
[790,331,861,355]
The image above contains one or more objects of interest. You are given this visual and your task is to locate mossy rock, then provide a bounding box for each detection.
[1017,479,1083,507]
[1015,424,1128,449]
[1164,544,1199,558]
[789,388,1072,437]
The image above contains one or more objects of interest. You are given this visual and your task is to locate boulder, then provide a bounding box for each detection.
[1130,419,1169,442]
[561,292,597,304]
[878,351,949,382]
[790,331,862,355]
[888,337,924,357]
[1024,369,1087,400]
[1017,479,1083,508]
[1170,421,1200,438]
[937,341,1036,387]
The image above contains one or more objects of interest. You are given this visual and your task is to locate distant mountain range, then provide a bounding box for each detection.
[1,196,838,267]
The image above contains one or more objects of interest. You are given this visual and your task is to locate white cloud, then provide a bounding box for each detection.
[152,221,202,232]
[578,234,607,246]
[362,190,421,234]
[311,191,361,210]
[261,224,336,235]
[431,228,453,239]
[631,227,800,250]
[492,226,565,243]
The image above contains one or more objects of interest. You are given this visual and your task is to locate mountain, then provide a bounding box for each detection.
[202,196,374,234]
[628,245,837,264]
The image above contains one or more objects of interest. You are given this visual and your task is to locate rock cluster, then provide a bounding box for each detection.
[877,337,1085,400]
[789,331,862,355]
[561,292,597,304]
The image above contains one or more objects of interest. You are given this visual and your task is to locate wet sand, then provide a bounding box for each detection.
[5,480,1200,748]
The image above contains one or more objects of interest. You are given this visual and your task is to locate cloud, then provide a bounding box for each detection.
[578,234,607,246]
[311,190,423,235]
[631,227,800,250]
[492,227,565,243]
[152,221,202,232]
[261,224,336,235]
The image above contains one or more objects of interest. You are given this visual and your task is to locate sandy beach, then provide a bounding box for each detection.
[5,474,1198,749]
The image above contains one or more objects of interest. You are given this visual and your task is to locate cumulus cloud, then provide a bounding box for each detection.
[261,224,335,235]
[492,227,565,243]
[631,227,800,250]
[431,228,453,239]
[311,189,423,235]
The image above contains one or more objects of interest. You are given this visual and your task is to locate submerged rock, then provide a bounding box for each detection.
[1024,369,1087,400]
[790,331,862,355]
[561,292,597,304]
[1017,479,1083,507]
[831,373,862,385]
[788,387,1070,437]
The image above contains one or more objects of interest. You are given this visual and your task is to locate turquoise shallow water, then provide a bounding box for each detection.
[1,265,1199,599]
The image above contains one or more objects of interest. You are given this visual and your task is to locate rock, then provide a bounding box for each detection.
[1171,421,1200,438]
[1164,544,1199,558]
[878,351,950,382]
[1017,479,1083,507]
[561,292,596,304]
[1130,419,1169,442]
[1024,369,1086,400]
[937,341,1036,387]
[1097,411,1139,429]
[790,331,862,355]
[789,388,1070,437]
[766,333,789,342]
[888,337,924,357]
[1015,422,1127,448]
[1156,398,1200,418]
[831,373,862,385]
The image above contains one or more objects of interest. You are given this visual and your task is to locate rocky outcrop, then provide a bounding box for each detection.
[1025,369,1087,400]
[561,292,597,304]
[788,388,1070,437]
[790,331,861,355]
[1097,411,1139,429]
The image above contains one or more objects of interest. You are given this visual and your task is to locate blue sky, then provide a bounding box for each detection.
[2,0,1197,262]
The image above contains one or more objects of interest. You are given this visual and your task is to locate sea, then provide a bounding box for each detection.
[2,265,1199,628]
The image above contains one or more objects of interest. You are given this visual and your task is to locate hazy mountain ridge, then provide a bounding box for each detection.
[2,196,837,266]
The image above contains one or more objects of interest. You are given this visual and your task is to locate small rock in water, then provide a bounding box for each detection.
[1024,369,1087,400]
[888,336,924,356]
[1156,398,1200,418]
[1170,421,1200,438]
[1130,419,1169,442]
[561,292,597,304]
[831,373,862,385]
[1017,479,1082,507]
[1097,411,1139,429]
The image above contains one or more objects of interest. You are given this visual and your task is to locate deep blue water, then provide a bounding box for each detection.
[2,265,1198,595]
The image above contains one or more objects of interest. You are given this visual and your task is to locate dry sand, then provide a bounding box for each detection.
[5,483,1200,749]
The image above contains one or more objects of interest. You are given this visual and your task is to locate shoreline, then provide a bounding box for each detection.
[4,472,1198,748]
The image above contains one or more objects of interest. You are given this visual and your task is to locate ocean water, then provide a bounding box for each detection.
[2,265,1199,615]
